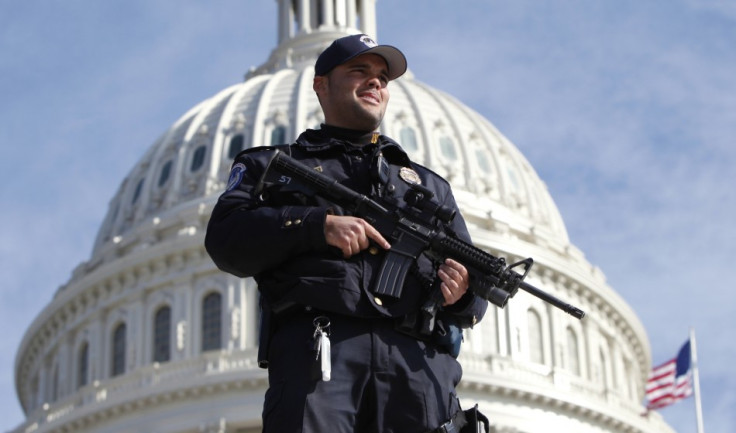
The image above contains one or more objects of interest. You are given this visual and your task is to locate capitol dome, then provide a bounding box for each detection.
[12,1,675,433]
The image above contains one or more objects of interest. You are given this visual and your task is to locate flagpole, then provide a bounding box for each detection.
[690,328,705,433]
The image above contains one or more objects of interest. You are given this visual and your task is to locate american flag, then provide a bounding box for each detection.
[645,340,693,410]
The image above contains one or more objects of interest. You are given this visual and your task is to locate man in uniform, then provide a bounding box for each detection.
[205,34,487,433]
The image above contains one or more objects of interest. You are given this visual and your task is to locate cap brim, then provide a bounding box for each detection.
[364,45,407,81]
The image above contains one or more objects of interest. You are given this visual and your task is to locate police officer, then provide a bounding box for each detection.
[205,34,488,433]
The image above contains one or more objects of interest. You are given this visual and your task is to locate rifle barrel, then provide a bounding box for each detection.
[519,282,585,319]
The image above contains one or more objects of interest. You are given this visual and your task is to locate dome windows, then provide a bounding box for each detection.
[153,306,172,363]
[158,160,173,187]
[507,166,521,192]
[270,125,287,146]
[431,118,459,165]
[228,134,245,160]
[266,110,289,147]
[474,148,493,174]
[202,292,222,352]
[33,289,242,399]
[77,342,89,389]
[439,136,458,160]
[190,145,207,172]
[131,178,145,204]
[111,323,127,377]
[399,126,418,152]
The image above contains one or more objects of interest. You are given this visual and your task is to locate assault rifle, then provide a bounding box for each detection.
[256,151,584,334]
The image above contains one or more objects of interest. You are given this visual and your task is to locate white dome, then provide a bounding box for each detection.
[90,49,569,264]
[12,2,675,433]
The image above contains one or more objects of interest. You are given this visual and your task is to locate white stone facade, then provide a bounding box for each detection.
[10,1,675,432]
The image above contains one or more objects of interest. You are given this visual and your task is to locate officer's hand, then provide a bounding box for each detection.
[439,258,469,306]
[324,215,391,258]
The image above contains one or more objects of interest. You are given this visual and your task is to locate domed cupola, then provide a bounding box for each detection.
[12,2,675,433]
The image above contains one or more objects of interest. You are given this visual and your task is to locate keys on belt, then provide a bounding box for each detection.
[312,315,331,381]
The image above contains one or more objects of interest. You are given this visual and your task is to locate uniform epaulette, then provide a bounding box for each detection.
[378,136,448,187]
[411,161,452,188]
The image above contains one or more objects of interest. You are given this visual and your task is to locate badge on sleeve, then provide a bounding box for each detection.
[226,163,247,191]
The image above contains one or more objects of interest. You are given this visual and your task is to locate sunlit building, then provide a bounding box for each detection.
[11,1,675,432]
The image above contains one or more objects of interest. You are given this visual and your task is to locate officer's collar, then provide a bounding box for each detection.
[318,124,378,146]
[297,126,411,166]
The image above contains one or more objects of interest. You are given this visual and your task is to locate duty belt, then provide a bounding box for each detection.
[426,405,490,433]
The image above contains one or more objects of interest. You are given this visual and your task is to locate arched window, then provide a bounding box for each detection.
[439,136,458,160]
[202,293,222,352]
[131,178,145,204]
[475,148,493,174]
[153,306,172,363]
[190,145,207,172]
[566,327,581,375]
[158,160,173,187]
[77,342,89,389]
[112,323,126,377]
[270,125,287,146]
[400,126,418,152]
[507,167,521,191]
[228,134,245,160]
[527,309,544,364]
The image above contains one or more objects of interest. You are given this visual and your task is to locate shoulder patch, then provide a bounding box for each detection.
[226,163,247,191]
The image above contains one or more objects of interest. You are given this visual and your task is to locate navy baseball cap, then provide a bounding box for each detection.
[315,34,407,81]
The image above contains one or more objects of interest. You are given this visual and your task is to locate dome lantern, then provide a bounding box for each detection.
[251,0,378,78]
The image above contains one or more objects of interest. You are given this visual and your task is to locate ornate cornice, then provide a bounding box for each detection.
[15,350,266,433]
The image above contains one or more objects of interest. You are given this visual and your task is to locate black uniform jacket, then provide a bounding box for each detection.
[205,127,487,325]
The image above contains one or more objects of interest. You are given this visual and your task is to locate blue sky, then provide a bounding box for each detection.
[1,1,734,432]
